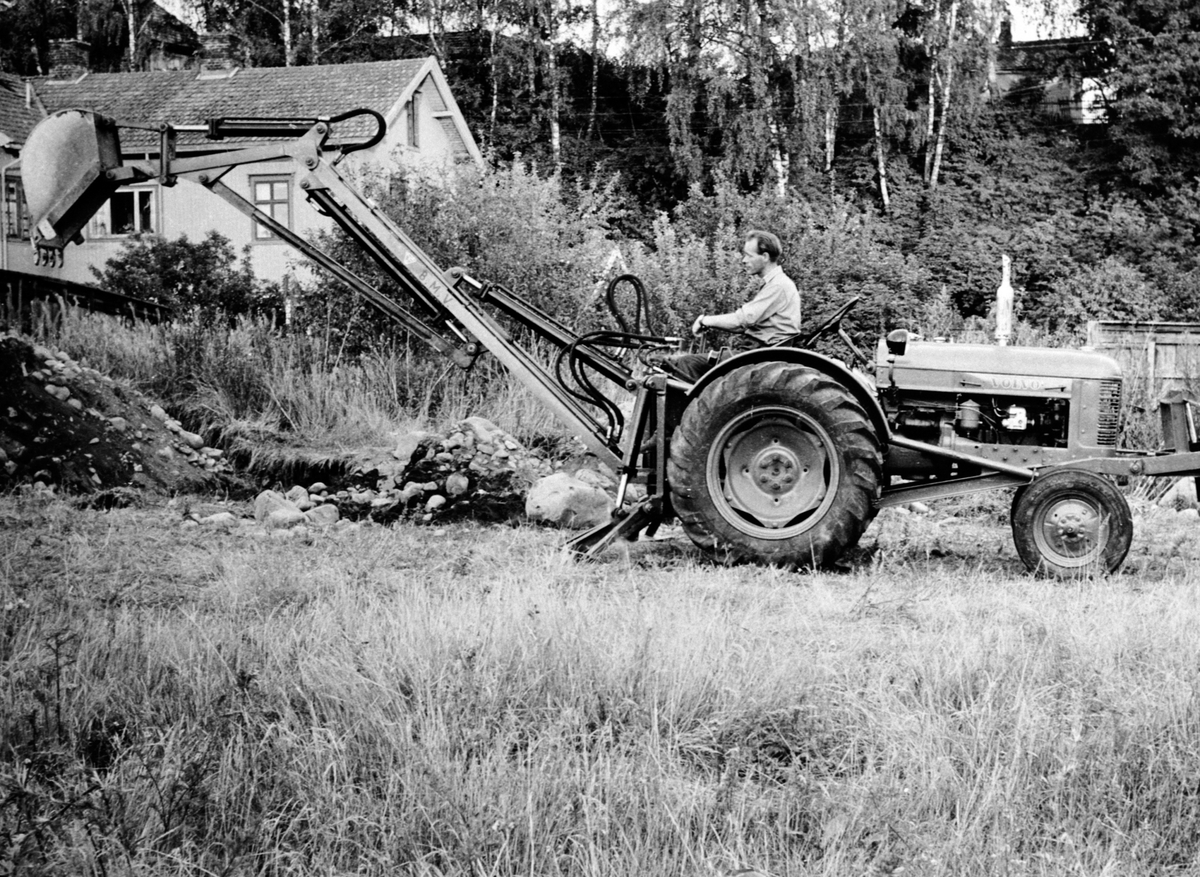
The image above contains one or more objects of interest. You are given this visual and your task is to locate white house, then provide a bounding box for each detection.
[1,52,483,291]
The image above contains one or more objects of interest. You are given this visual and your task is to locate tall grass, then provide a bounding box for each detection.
[4,497,1200,875]
[23,305,565,453]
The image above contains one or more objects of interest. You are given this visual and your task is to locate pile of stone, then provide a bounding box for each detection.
[240,416,620,531]
[1,332,232,495]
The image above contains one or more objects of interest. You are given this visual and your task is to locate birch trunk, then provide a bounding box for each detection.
[873,106,890,212]
[488,26,499,149]
[585,0,599,140]
[929,0,959,189]
[487,25,496,149]
[922,0,942,184]
[124,0,137,70]
[283,0,295,67]
[547,43,562,173]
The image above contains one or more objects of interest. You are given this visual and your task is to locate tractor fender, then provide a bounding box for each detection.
[686,347,892,440]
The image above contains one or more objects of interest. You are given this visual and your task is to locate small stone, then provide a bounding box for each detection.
[150,404,168,421]
[54,350,71,362]
[477,442,496,455]
[90,473,102,486]
[165,420,182,434]
[492,448,509,460]
[309,481,328,494]
[371,496,394,508]
[266,508,307,530]
[285,485,311,506]
[398,482,424,503]
[460,416,501,444]
[425,495,447,511]
[504,439,520,451]
[156,447,174,459]
[1180,508,1200,521]
[33,345,53,361]
[392,430,433,466]
[199,512,239,528]
[109,417,128,432]
[907,501,931,514]
[180,431,205,450]
[445,472,470,497]
[0,448,7,464]
[66,398,83,411]
[202,447,223,458]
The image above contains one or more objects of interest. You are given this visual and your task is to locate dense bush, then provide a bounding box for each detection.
[91,231,283,318]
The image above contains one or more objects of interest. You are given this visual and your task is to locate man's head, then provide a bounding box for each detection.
[742,230,782,277]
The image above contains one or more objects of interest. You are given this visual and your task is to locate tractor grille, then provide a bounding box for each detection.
[1097,379,1122,447]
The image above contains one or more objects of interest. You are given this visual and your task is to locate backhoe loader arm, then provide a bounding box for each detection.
[20,109,633,470]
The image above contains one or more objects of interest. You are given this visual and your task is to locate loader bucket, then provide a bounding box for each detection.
[22,109,122,250]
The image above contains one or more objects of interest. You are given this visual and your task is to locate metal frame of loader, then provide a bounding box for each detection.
[24,109,1200,569]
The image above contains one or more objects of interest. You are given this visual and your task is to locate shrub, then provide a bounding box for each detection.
[91,231,282,318]
[1026,256,1160,338]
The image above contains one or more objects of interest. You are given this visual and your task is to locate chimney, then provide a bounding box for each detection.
[47,39,90,80]
[199,32,236,74]
[999,18,1013,48]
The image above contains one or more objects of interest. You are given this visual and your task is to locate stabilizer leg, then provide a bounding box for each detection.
[565,498,662,560]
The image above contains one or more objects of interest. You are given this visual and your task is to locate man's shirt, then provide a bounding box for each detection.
[709,264,802,345]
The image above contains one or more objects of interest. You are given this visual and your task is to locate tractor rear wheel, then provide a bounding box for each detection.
[1010,469,1132,577]
[667,363,882,567]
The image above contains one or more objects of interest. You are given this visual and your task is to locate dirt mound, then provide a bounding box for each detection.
[0,331,242,497]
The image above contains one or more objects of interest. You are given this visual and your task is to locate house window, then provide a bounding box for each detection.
[4,175,31,241]
[252,175,291,241]
[406,93,420,147]
[89,187,156,237]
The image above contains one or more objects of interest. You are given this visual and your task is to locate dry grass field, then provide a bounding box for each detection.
[5,488,1200,876]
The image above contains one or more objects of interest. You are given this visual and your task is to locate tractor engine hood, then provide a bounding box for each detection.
[876,340,1122,397]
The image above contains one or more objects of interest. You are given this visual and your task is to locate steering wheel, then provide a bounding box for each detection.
[783,296,860,349]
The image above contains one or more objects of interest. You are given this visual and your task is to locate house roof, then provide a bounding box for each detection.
[31,58,433,151]
[998,37,1101,77]
[0,73,47,151]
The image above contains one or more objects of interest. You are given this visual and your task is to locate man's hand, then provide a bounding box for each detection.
[691,314,706,336]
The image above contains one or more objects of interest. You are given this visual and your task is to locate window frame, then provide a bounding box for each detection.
[250,174,292,243]
[406,91,420,148]
[4,173,32,242]
[87,185,157,239]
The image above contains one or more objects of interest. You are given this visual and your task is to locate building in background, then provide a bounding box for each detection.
[1,38,483,292]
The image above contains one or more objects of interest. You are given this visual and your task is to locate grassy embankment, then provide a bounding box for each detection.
[4,308,1200,875]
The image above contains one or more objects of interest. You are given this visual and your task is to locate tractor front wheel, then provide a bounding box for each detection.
[1010,469,1133,577]
[668,363,882,568]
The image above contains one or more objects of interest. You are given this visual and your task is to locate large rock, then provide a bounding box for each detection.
[254,489,304,524]
[526,472,614,529]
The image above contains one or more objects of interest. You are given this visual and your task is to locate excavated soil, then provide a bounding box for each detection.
[0,332,242,501]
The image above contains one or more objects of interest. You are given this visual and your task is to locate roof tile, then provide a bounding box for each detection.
[32,58,430,150]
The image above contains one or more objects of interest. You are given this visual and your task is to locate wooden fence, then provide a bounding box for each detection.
[1,269,170,328]
[1086,320,1200,390]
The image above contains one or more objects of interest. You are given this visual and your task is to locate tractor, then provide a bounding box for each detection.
[19,108,1200,576]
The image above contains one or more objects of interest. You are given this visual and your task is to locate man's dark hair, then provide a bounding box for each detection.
[746,229,782,263]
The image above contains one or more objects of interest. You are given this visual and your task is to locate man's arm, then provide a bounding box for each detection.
[692,281,790,335]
